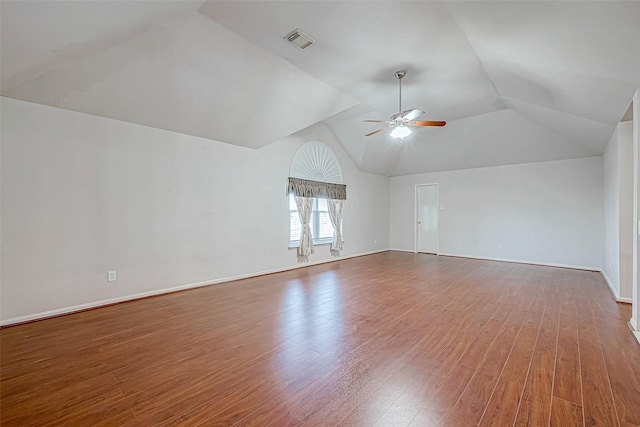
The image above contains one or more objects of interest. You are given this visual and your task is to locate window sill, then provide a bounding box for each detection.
[288,239,332,249]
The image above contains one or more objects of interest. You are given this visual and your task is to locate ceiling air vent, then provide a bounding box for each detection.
[284,29,315,50]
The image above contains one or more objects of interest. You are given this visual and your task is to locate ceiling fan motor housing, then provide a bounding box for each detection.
[363,69,445,137]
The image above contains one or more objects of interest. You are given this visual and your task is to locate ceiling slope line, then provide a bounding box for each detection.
[502,95,620,128]
[503,98,608,157]
[444,1,505,116]
[479,58,639,127]
[1,1,205,92]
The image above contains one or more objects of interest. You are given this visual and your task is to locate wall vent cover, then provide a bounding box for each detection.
[284,29,315,50]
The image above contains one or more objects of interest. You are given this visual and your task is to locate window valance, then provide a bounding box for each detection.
[287,177,347,200]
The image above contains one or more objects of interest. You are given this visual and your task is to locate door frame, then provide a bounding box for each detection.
[631,90,639,343]
[414,183,440,255]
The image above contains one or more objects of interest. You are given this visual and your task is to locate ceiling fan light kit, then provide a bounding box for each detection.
[365,69,446,138]
[390,125,411,139]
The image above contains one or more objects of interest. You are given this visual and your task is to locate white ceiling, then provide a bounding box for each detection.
[2,1,639,175]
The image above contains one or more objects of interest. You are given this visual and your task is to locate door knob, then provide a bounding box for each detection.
[418,221,422,224]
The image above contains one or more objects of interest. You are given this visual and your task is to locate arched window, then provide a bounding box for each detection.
[287,142,346,260]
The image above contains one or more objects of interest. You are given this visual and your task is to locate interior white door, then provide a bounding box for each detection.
[417,184,438,254]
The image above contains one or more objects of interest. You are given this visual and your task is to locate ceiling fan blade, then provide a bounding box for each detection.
[363,119,392,123]
[365,126,390,137]
[408,120,446,127]
[401,109,425,121]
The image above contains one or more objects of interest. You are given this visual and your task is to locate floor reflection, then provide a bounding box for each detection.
[276,271,345,374]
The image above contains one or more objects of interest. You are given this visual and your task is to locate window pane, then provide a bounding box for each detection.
[318,212,333,239]
[290,211,301,242]
[317,197,327,210]
[289,195,334,245]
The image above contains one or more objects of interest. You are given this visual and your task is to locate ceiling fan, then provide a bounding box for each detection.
[364,70,446,138]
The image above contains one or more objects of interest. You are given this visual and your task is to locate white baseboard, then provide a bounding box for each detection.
[1,249,389,327]
[600,271,634,304]
[388,248,416,253]
[629,321,640,346]
[436,252,599,272]
[601,271,621,302]
[202,249,389,286]
[0,280,207,327]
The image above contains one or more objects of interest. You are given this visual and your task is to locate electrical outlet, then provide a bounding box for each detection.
[374,237,378,244]
[108,271,117,282]
[498,243,503,250]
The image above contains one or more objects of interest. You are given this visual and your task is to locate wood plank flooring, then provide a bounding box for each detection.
[2,252,639,426]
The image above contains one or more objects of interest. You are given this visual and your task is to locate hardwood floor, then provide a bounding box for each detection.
[2,252,639,426]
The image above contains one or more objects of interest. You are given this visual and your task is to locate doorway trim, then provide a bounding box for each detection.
[414,183,440,255]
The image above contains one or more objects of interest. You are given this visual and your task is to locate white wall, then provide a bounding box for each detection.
[0,97,390,324]
[632,90,639,334]
[603,121,633,301]
[390,158,603,270]
[603,126,621,291]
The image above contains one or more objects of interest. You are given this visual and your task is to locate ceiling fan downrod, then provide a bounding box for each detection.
[362,69,445,137]
[395,69,406,116]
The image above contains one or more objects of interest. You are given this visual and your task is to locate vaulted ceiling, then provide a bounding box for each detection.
[2,1,639,176]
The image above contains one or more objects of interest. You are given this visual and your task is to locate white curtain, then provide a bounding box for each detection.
[327,199,344,252]
[295,196,314,260]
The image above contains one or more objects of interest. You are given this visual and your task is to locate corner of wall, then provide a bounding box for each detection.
[601,270,621,302]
